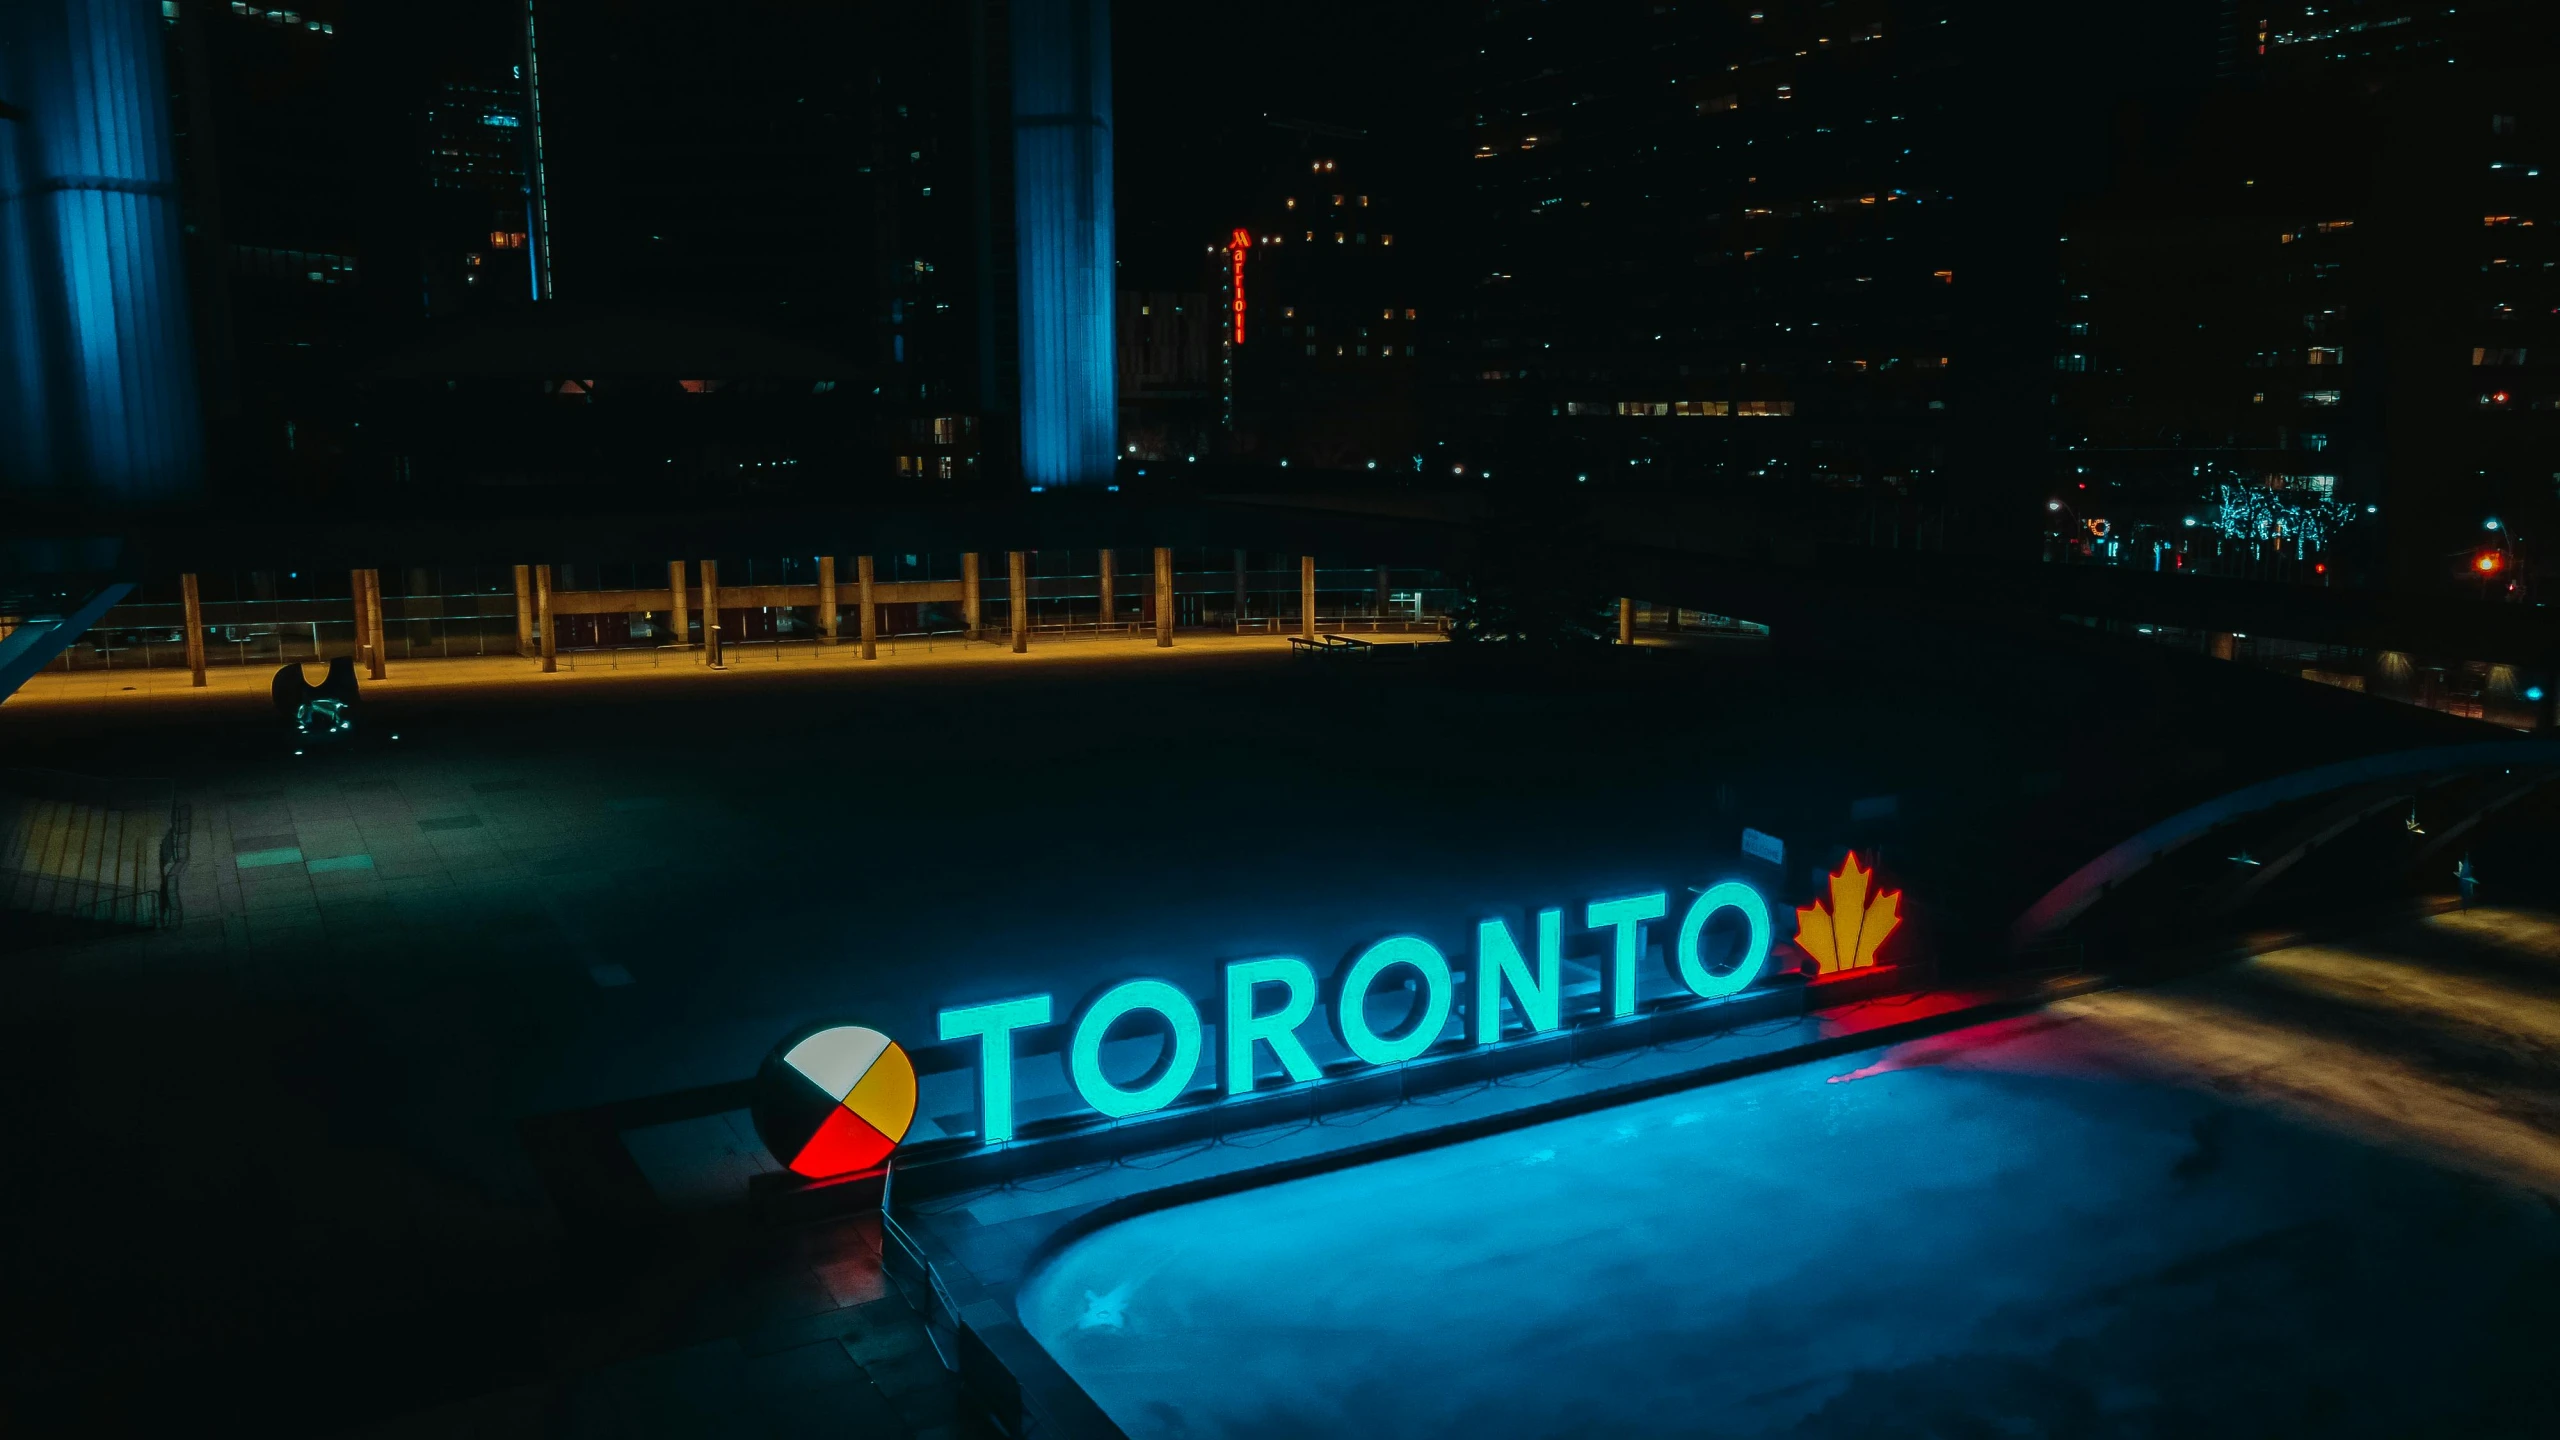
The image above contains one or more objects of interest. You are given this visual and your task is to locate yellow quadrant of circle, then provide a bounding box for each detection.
[841,1043,918,1143]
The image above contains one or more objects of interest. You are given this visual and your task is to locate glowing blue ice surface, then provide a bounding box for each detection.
[1019,1031,2560,1438]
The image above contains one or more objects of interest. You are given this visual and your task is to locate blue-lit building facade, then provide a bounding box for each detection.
[1011,0,1119,489]
[6,0,1128,506]
[0,0,204,503]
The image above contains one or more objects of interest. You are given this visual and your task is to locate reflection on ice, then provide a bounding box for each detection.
[1020,952,2560,1439]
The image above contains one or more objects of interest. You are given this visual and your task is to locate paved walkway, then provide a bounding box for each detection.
[353,1212,957,1440]
[7,628,1440,711]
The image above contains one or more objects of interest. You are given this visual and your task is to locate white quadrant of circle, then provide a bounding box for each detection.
[782,1026,892,1101]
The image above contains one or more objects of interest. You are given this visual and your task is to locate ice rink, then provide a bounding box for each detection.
[1023,923,2560,1438]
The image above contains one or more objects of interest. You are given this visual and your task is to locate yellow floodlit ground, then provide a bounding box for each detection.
[2044,907,2560,1194]
[6,630,1441,711]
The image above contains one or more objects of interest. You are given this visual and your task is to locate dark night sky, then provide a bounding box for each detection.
[1111,0,1451,287]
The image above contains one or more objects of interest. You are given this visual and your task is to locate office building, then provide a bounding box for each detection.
[2055,0,2559,591]
[1227,143,1427,472]
[1446,0,2212,551]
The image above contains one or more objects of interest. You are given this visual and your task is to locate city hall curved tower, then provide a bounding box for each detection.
[0,0,203,502]
[1010,0,1117,488]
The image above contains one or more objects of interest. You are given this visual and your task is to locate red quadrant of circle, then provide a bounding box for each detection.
[789,1103,897,1178]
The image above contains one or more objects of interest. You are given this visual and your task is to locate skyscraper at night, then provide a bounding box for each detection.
[2053,0,2560,591]
[0,0,204,503]
[150,0,552,497]
[1226,140,1428,471]
[1445,0,2212,551]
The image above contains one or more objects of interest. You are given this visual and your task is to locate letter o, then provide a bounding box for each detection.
[1674,882,1771,999]
[1334,935,1454,1067]
[1069,979,1203,1119]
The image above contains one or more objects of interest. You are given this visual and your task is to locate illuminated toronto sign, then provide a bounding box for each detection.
[759,859,1907,1178]
[1794,853,1901,979]
[936,879,1776,1146]
[752,1025,920,1178]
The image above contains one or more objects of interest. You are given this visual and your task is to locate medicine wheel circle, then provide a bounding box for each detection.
[752,1024,919,1179]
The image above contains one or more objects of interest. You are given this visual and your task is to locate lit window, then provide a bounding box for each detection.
[1381,234,1394,246]
[1360,196,1370,206]
[1285,198,1296,209]
[1405,308,1416,319]
[2474,347,2528,366]
[1335,232,1346,243]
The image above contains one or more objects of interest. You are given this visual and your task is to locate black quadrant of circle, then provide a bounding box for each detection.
[752,1045,852,1169]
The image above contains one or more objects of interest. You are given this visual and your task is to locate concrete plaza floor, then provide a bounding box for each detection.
[0,619,2527,1432]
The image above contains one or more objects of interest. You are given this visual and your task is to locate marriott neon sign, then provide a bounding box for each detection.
[936,881,1776,1143]
[1226,227,1251,345]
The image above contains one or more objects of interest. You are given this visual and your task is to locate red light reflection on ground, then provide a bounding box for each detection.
[1822,1009,2108,1084]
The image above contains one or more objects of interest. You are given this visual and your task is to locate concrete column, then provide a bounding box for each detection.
[349,569,371,670]
[1154,547,1174,647]
[365,570,389,678]
[1619,598,1634,646]
[1098,548,1115,630]
[513,565,535,655]
[1234,549,1247,633]
[2540,663,2560,733]
[1009,550,1030,653]
[668,561,689,650]
[1375,565,1390,618]
[1300,556,1317,639]
[858,555,879,660]
[702,560,724,668]
[536,564,557,673]
[818,556,839,643]
[180,573,206,687]
[963,552,983,640]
